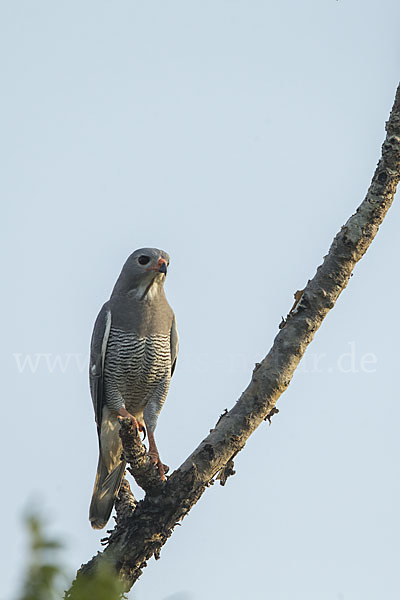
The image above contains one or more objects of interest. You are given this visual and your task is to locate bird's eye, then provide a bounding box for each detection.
[138,255,150,265]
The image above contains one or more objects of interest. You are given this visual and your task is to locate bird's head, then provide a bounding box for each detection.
[111,247,170,298]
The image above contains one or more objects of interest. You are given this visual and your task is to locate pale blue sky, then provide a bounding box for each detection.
[2,1,400,599]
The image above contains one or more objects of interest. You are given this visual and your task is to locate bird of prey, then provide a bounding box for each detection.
[88,248,178,529]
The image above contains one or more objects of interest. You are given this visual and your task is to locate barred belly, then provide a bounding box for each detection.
[103,327,171,419]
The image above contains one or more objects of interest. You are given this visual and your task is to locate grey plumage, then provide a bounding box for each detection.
[89,248,178,529]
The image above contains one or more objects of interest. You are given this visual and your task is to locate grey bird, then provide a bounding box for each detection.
[88,248,178,529]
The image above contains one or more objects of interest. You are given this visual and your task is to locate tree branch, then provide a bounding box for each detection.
[119,418,165,496]
[66,83,400,597]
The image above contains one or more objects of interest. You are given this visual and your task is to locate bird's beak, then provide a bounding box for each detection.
[158,258,167,275]
[146,258,168,274]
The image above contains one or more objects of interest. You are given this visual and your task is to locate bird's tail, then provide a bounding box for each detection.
[89,455,126,529]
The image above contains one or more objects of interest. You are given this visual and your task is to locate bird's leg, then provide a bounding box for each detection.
[116,406,144,436]
[147,429,169,480]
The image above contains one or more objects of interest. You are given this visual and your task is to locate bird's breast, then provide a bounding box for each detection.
[104,328,171,410]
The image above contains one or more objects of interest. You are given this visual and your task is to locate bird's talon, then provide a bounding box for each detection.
[116,408,146,438]
[148,452,158,464]
[146,451,168,480]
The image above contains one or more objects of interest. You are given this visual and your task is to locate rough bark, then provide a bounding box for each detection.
[119,418,165,495]
[66,83,400,597]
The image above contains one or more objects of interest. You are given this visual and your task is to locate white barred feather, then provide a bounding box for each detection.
[103,327,171,430]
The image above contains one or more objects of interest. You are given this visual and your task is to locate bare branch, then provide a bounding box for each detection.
[66,83,400,597]
[119,418,164,495]
[114,479,136,524]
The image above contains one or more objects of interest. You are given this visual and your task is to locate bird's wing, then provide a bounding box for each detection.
[89,301,112,433]
[170,315,179,376]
